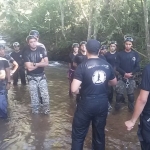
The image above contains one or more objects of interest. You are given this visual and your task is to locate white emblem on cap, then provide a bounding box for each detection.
[40,54,43,58]
[92,70,106,85]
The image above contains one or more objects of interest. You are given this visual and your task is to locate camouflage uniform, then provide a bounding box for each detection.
[116,78,136,95]
[27,74,50,114]
[115,77,136,111]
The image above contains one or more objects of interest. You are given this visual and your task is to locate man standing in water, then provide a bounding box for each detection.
[98,45,107,60]
[71,39,117,149]
[0,52,11,118]
[10,42,26,86]
[68,43,79,98]
[73,41,87,103]
[29,30,46,49]
[115,36,140,111]
[125,63,150,149]
[23,35,50,114]
[73,41,87,67]
[0,45,18,82]
[105,41,118,103]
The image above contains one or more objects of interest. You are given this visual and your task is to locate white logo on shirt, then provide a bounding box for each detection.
[40,54,43,58]
[101,65,109,69]
[92,70,106,85]
[132,57,136,61]
[20,55,22,57]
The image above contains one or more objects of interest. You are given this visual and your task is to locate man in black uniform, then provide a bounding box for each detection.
[98,45,107,60]
[73,41,87,67]
[29,30,46,49]
[73,41,87,103]
[105,41,118,103]
[24,35,50,114]
[0,45,18,80]
[71,39,117,150]
[0,56,11,118]
[68,43,79,98]
[10,42,26,85]
[125,63,150,149]
[115,37,140,111]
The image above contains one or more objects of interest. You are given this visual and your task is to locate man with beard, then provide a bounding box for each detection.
[23,35,50,114]
[115,36,140,111]
[98,45,107,60]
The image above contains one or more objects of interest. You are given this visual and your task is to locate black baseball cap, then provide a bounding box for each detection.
[86,39,101,54]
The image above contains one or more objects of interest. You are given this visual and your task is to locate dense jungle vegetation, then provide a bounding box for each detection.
[0,0,150,64]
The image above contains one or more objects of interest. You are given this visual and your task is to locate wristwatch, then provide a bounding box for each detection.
[33,62,36,66]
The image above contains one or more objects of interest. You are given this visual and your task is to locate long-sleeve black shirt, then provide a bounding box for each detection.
[116,50,140,76]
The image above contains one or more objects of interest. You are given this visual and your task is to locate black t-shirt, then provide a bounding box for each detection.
[116,50,140,76]
[74,53,87,66]
[98,54,106,61]
[69,53,76,70]
[0,57,9,70]
[4,55,14,64]
[10,51,24,66]
[105,51,117,68]
[23,47,47,75]
[140,64,150,114]
[74,58,115,96]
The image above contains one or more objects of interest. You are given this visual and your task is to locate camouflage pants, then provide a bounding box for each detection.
[116,79,136,95]
[27,74,50,114]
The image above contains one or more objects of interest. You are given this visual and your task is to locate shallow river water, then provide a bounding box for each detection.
[0,62,141,150]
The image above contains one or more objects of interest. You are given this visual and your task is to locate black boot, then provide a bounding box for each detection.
[128,94,134,112]
[115,94,124,111]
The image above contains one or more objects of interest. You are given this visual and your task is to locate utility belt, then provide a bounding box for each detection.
[27,72,46,82]
[81,94,108,100]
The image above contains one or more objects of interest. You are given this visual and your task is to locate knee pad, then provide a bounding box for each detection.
[116,94,124,103]
[128,94,134,103]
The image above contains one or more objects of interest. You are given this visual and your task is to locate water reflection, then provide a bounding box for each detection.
[0,63,140,150]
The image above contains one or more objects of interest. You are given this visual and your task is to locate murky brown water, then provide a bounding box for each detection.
[0,62,141,150]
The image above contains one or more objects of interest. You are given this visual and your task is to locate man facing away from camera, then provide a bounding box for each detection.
[71,39,117,150]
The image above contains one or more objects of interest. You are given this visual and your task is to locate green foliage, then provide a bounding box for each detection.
[0,0,149,61]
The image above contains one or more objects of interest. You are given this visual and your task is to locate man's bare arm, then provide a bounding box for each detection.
[108,77,117,86]
[25,62,38,71]
[0,70,6,79]
[125,90,149,130]
[36,57,49,67]
[11,61,18,73]
[71,79,82,94]
[5,67,11,82]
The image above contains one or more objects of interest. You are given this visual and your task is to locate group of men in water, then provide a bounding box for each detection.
[69,37,150,150]
[68,37,140,112]
[0,31,150,149]
[0,30,50,117]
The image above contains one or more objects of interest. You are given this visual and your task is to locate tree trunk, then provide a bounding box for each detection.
[58,0,66,40]
[87,0,94,40]
[143,0,150,60]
